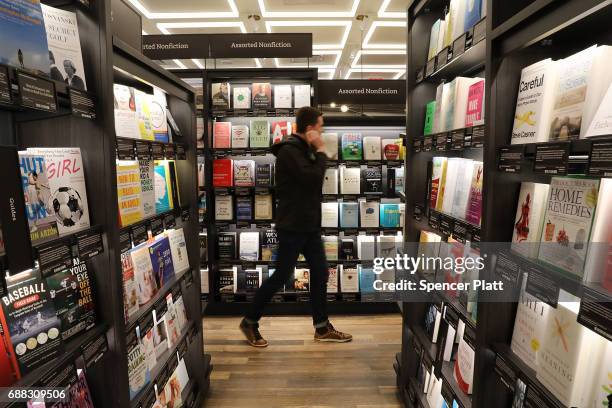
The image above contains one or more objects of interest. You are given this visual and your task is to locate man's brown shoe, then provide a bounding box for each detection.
[314,323,353,343]
[240,319,268,347]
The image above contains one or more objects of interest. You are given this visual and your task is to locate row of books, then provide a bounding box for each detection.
[426,0,486,61]
[324,166,404,196]
[127,291,191,400]
[0,258,95,385]
[211,82,311,110]
[121,228,190,322]
[420,302,475,403]
[430,157,483,226]
[323,134,405,161]
[510,177,611,283]
[116,159,180,227]
[218,264,395,295]
[27,370,95,408]
[214,193,274,222]
[0,1,88,90]
[511,44,612,143]
[114,84,171,142]
[19,147,90,245]
[212,159,274,188]
[510,281,610,407]
[213,120,293,148]
[424,78,485,134]
[322,201,405,229]
[217,229,404,262]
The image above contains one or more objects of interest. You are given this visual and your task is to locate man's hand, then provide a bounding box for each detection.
[306,130,325,152]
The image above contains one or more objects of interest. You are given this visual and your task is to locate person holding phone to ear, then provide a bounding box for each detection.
[240,106,352,347]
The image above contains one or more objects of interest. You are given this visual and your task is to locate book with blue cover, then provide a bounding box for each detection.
[341,133,363,160]
[148,237,175,288]
[236,195,252,221]
[463,0,483,32]
[380,203,401,227]
[358,265,376,294]
[0,0,49,75]
[154,161,174,214]
[339,202,359,228]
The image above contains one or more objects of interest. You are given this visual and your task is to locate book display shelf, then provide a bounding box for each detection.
[0,1,210,407]
[398,1,612,408]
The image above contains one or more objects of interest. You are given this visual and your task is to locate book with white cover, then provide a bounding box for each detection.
[583,177,612,284]
[233,160,255,187]
[231,125,249,148]
[451,159,474,219]
[322,133,338,160]
[327,266,339,293]
[254,194,273,220]
[437,17,447,55]
[340,266,359,293]
[114,84,140,139]
[41,4,87,90]
[359,200,380,228]
[321,202,339,228]
[200,268,209,294]
[363,137,382,160]
[294,84,311,108]
[323,235,339,260]
[581,45,612,138]
[131,244,157,305]
[451,77,482,130]
[428,19,441,60]
[274,85,293,108]
[432,83,445,133]
[511,59,558,144]
[322,168,338,195]
[586,342,612,408]
[166,228,189,273]
[417,231,442,274]
[357,235,375,260]
[585,81,612,137]
[511,182,550,258]
[439,82,453,132]
[449,0,467,43]
[139,160,155,218]
[510,273,551,371]
[239,231,260,261]
[442,319,456,362]
[340,166,361,194]
[426,372,442,408]
[537,297,607,407]
[453,335,475,394]
[233,86,251,109]
[441,158,466,215]
[215,195,233,221]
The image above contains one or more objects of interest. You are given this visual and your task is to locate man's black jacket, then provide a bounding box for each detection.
[271,134,327,232]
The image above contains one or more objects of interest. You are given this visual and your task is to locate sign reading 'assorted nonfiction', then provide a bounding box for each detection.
[318,80,406,105]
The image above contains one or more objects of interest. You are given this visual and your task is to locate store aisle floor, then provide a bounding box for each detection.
[202,314,402,408]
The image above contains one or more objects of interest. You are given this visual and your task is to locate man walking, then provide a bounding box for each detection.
[240,107,352,347]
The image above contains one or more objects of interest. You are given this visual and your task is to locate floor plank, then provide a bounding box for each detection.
[202,314,402,407]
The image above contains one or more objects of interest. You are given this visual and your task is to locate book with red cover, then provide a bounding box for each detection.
[213,122,231,148]
[465,80,485,127]
[272,121,292,144]
[0,323,17,386]
[212,159,233,187]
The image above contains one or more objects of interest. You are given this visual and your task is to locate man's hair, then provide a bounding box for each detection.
[295,106,322,133]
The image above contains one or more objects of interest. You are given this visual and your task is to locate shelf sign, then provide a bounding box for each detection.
[473,18,486,45]
[534,142,569,175]
[75,227,104,261]
[37,239,73,276]
[452,33,467,60]
[413,137,423,152]
[435,133,448,151]
[471,125,485,147]
[80,332,109,368]
[525,264,559,307]
[588,140,612,176]
[451,129,465,150]
[413,204,424,221]
[131,223,148,246]
[0,65,11,103]
[69,88,96,119]
[116,139,135,160]
[17,71,56,112]
[577,287,612,342]
[318,80,405,105]
[426,58,436,77]
[135,141,152,160]
[437,47,450,69]
[494,354,516,391]
[209,33,313,58]
[142,34,211,60]
[498,145,524,173]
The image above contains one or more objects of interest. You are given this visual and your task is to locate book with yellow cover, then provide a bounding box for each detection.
[116,160,144,226]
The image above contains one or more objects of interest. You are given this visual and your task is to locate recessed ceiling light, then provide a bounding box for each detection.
[265,21,352,50]
[330,102,337,108]
[350,50,406,69]
[363,21,407,49]
[127,0,239,19]
[258,0,360,18]
[340,104,349,112]
[274,50,342,69]
[157,21,247,35]
[343,67,406,79]
[378,0,407,19]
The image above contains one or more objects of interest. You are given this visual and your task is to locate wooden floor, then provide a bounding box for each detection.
[202,314,403,407]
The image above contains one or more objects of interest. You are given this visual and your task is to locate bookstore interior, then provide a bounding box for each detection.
[0,0,610,407]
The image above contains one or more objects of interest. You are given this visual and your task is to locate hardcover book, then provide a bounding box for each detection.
[273,85,292,108]
[339,202,359,228]
[116,160,144,227]
[0,0,49,75]
[272,121,292,144]
[323,235,339,261]
[122,251,139,321]
[363,137,382,160]
[359,265,376,294]
[148,237,175,288]
[166,228,189,273]
[321,202,339,228]
[113,84,140,139]
[359,200,380,228]
[244,269,262,292]
[380,203,401,228]
[233,160,255,187]
[134,90,154,141]
[511,59,557,144]
[341,133,363,160]
[28,147,90,235]
[236,195,252,221]
[41,4,87,90]
[465,79,485,127]
[292,268,309,292]
[433,83,445,133]
[453,336,475,394]
[249,120,270,148]
[217,232,236,260]
[340,166,361,195]
[394,167,405,196]
[239,231,260,261]
[537,177,600,278]
[340,266,359,293]
[579,45,612,139]
[322,133,339,160]
[218,267,237,293]
[131,244,158,305]
[200,268,209,294]
[233,86,251,109]
[327,266,339,293]
[585,78,612,137]
[0,269,62,378]
[357,235,375,260]
[427,20,441,60]
[150,88,169,142]
[381,139,400,160]
[261,229,278,261]
[583,178,612,287]
[294,84,311,108]
[322,168,338,195]
[465,161,484,225]
[424,101,436,135]
[441,158,466,215]
[212,159,233,188]
[252,83,272,109]
[463,0,483,31]
[139,160,155,218]
[215,194,233,221]
[451,159,475,219]
[213,121,232,148]
[127,335,149,399]
[211,82,230,109]
[154,161,174,213]
[511,182,550,258]
[256,163,274,186]
[424,303,442,343]
[362,167,383,195]
[231,125,249,148]
[254,194,273,220]
[18,153,57,244]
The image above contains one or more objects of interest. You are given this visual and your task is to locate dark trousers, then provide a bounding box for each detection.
[246,229,329,327]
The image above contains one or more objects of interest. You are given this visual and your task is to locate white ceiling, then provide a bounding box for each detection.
[133,0,408,79]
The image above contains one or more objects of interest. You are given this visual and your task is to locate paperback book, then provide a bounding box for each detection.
[294,84,311,108]
[154,161,174,213]
[340,166,360,195]
[249,120,270,148]
[233,160,255,187]
[255,163,273,186]
[272,121,292,144]
[213,122,232,148]
[341,133,363,160]
[113,84,140,139]
[273,85,292,108]
[363,137,382,160]
[116,161,143,227]
[236,195,252,221]
[239,232,260,261]
[340,266,359,293]
[212,159,233,187]
[322,133,339,160]
[233,86,251,109]
[231,125,249,148]
[254,194,273,220]
[362,167,383,195]
[322,168,338,195]
[252,83,272,109]
[215,194,233,221]
[261,229,278,261]
[359,200,380,228]
[211,82,230,109]
[131,244,158,305]
[139,160,155,218]
[148,237,175,288]
[217,232,236,260]
[511,182,550,258]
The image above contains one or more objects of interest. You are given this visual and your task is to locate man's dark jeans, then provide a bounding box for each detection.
[245,229,329,327]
